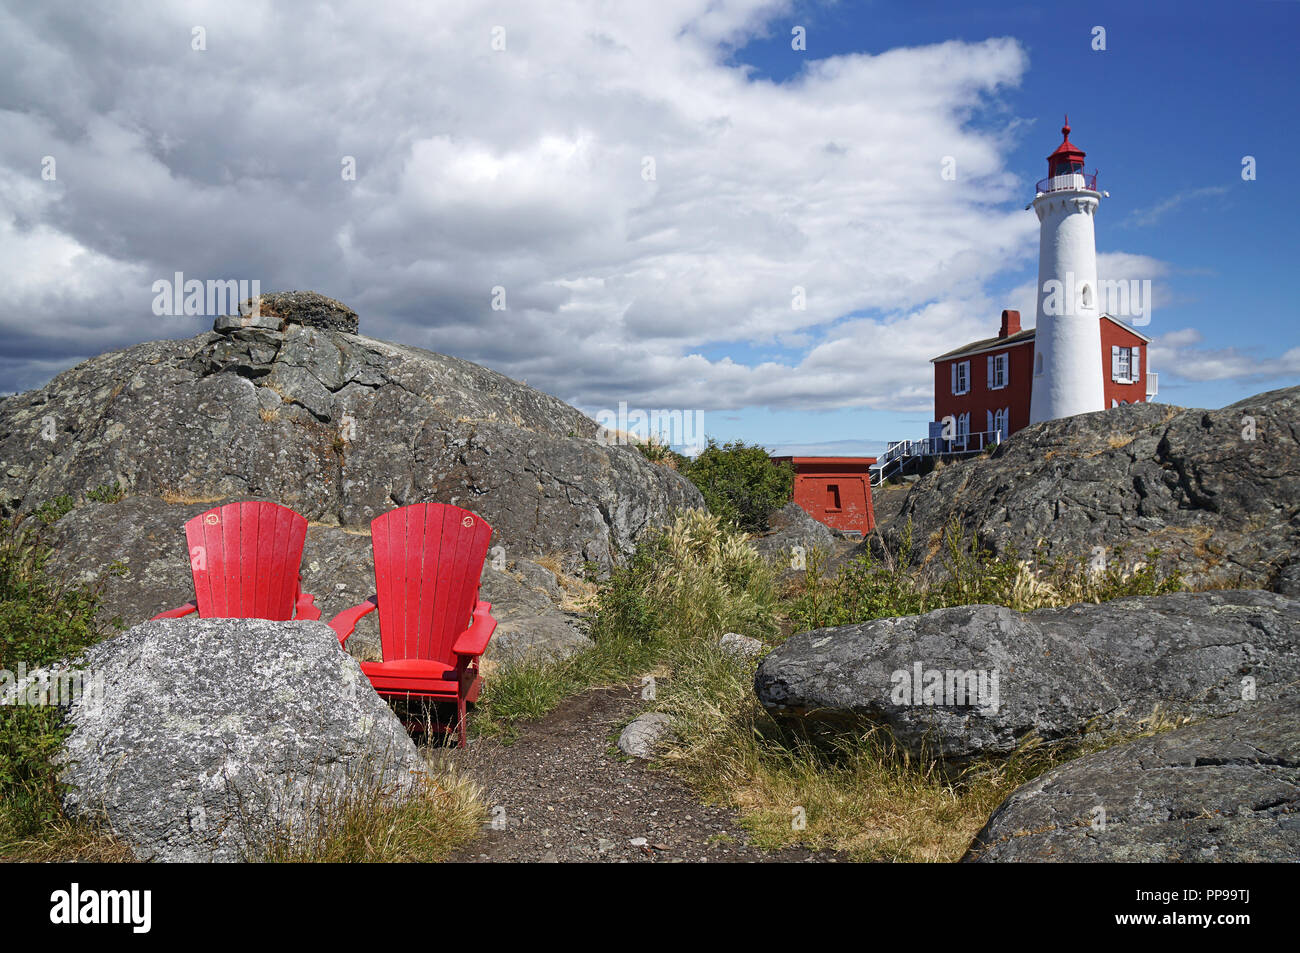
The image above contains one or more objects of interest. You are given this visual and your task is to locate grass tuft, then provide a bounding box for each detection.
[248,770,484,862]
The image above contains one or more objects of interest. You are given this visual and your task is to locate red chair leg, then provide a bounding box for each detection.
[456,663,476,748]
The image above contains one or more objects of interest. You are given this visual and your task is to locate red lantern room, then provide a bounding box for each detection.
[1037,116,1098,193]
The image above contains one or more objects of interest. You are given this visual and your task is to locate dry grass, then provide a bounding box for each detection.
[1106,433,1135,450]
[159,489,226,505]
[455,410,528,429]
[593,517,1190,861]
[527,552,597,613]
[247,769,484,863]
[1,817,137,862]
[653,638,1196,861]
[650,641,1026,861]
[530,552,566,577]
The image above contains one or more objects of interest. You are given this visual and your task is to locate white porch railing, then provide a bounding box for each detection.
[1146,372,1158,400]
[870,429,1003,486]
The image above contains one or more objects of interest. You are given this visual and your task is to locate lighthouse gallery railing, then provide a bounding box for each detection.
[1035,172,1099,194]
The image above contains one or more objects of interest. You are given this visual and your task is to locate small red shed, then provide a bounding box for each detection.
[770,456,877,536]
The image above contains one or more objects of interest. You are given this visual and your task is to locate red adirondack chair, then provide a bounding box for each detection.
[152,501,321,622]
[328,502,496,747]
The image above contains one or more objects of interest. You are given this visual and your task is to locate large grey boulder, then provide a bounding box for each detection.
[888,386,1300,592]
[964,700,1300,862]
[753,502,837,568]
[59,618,425,862]
[0,293,700,571]
[755,590,1300,759]
[44,495,591,665]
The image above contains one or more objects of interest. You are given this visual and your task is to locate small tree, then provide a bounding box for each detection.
[682,438,793,533]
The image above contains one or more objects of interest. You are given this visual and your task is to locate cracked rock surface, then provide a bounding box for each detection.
[963,699,1300,862]
[756,590,1300,759]
[0,306,700,572]
[887,385,1300,591]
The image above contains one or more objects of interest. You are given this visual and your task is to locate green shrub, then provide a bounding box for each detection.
[476,511,779,737]
[682,438,793,533]
[85,484,125,504]
[0,516,114,846]
[32,495,76,526]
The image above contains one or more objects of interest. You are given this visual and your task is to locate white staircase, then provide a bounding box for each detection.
[870,430,1004,487]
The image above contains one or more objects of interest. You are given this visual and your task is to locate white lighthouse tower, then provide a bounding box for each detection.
[1028,118,1106,425]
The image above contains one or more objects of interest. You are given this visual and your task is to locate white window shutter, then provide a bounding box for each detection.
[987,355,994,389]
[1111,346,1120,381]
[1132,347,1141,379]
[951,362,957,394]
[1001,354,1008,386]
[986,409,993,432]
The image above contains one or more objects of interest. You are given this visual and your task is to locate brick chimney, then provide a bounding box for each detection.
[999,309,1021,338]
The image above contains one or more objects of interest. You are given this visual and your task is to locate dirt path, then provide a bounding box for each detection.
[437,685,835,863]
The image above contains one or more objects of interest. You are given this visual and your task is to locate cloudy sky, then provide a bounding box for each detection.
[2,0,1296,455]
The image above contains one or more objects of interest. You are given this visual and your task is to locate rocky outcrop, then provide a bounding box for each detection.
[0,294,701,571]
[964,700,1300,862]
[59,618,425,862]
[755,590,1300,760]
[888,386,1300,591]
[238,290,359,333]
[44,494,590,664]
[753,502,836,566]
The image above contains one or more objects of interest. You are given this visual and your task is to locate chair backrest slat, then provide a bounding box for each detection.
[234,502,258,617]
[184,501,308,619]
[415,508,446,659]
[372,510,401,651]
[371,503,492,665]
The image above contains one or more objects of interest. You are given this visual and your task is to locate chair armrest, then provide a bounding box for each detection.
[328,595,378,646]
[151,599,198,620]
[294,591,322,622]
[452,601,496,659]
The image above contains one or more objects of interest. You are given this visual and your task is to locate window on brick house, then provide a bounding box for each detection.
[988,353,1007,389]
[952,360,970,395]
[1112,346,1132,382]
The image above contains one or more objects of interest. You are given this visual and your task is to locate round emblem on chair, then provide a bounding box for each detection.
[461,515,474,527]
[204,514,220,525]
